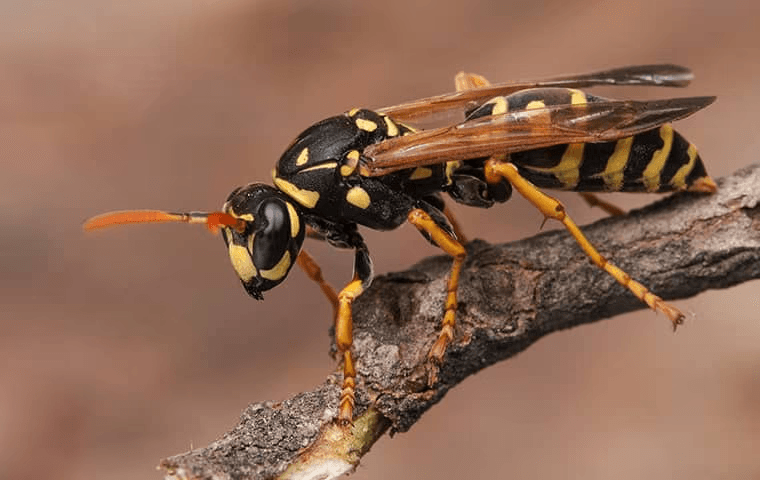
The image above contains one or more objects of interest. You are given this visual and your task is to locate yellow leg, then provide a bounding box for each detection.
[408,208,467,385]
[579,192,626,217]
[335,277,364,425]
[484,159,684,330]
[296,249,339,317]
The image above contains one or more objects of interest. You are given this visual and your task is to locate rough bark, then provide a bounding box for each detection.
[161,163,760,480]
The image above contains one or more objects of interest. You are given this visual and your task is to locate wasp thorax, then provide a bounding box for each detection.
[221,183,305,300]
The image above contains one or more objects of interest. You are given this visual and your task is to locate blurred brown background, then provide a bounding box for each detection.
[1,0,759,479]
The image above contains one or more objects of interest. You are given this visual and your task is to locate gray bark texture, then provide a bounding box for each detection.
[161,163,760,480]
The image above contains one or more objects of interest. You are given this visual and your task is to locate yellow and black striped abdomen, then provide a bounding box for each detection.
[470,88,712,193]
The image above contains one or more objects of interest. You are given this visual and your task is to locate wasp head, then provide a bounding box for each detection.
[221,183,305,300]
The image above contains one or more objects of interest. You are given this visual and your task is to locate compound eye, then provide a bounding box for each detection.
[252,200,293,277]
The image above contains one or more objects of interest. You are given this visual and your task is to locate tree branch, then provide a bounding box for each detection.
[161,164,760,480]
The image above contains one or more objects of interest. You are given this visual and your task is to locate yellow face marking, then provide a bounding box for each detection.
[355,118,378,132]
[295,147,309,166]
[348,108,360,116]
[409,167,433,180]
[601,136,634,191]
[299,161,338,173]
[487,96,508,115]
[526,100,546,110]
[384,116,399,137]
[286,202,300,238]
[568,89,587,105]
[228,243,257,282]
[260,250,291,281]
[670,143,698,189]
[346,186,371,209]
[228,211,254,222]
[642,124,674,192]
[272,175,320,208]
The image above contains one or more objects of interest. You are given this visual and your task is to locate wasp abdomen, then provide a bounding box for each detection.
[469,88,713,193]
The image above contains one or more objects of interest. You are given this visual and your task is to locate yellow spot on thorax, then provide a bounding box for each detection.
[341,150,360,177]
[355,118,378,132]
[526,100,546,110]
[272,173,320,208]
[295,148,309,166]
[642,124,674,192]
[346,186,371,209]
[670,143,698,189]
[445,161,462,185]
[285,202,300,238]
[260,250,291,281]
[409,167,433,180]
[348,108,360,116]
[300,161,338,173]
[601,137,634,191]
[383,116,399,136]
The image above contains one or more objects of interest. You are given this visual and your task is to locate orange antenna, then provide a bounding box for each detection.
[83,210,246,234]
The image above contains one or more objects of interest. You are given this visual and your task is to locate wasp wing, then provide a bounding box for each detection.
[378,64,694,125]
[362,96,715,177]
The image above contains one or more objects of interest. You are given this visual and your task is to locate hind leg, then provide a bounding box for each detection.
[484,158,684,330]
[579,193,626,216]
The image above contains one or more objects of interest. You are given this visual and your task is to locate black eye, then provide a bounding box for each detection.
[252,200,291,270]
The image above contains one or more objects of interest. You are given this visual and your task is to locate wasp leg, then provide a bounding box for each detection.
[296,249,338,316]
[484,159,685,330]
[443,203,469,244]
[335,241,373,425]
[579,193,626,217]
[407,208,467,385]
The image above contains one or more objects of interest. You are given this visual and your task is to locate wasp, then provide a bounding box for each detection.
[85,64,716,424]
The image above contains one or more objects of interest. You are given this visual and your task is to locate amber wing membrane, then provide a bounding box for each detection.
[378,64,694,125]
[362,96,715,177]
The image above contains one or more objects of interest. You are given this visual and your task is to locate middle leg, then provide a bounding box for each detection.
[334,239,373,425]
[407,208,466,385]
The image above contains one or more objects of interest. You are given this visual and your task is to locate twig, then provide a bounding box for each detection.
[161,163,760,480]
